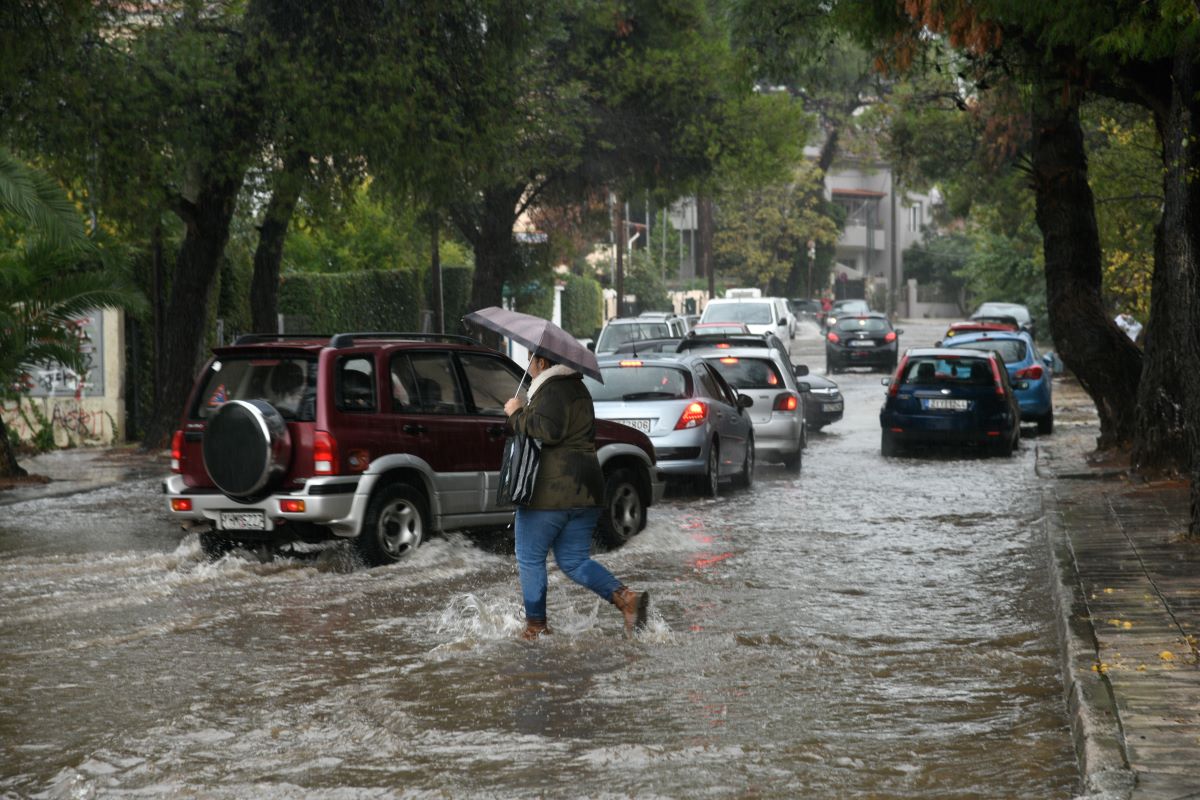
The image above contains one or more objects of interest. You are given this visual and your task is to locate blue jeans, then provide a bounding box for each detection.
[514,507,621,621]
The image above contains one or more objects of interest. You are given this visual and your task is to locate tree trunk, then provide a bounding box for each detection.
[614,194,625,315]
[141,172,246,449]
[1135,43,1200,534]
[1030,80,1142,449]
[457,184,525,347]
[250,150,308,334]
[0,414,28,478]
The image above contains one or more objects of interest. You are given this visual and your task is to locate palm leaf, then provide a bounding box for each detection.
[0,147,87,249]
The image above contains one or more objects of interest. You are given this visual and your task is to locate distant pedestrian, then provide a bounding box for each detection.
[503,352,649,640]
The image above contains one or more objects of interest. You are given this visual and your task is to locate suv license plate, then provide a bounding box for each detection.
[220,511,266,530]
[617,418,653,433]
[925,398,970,411]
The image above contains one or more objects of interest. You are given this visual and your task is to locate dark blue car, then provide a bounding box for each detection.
[879,348,1026,457]
[940,330,1055,434]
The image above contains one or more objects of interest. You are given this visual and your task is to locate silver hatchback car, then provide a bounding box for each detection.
[584,354,755,497]
[700,348,809,471]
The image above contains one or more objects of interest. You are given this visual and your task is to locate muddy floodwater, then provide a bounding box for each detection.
[0,320,1079,798]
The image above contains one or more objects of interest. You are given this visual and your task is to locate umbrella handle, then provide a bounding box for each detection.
[513,362,530,401]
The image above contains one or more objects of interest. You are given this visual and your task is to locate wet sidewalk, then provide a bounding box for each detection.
[1040,419,1200,799]
[0,447,167,507]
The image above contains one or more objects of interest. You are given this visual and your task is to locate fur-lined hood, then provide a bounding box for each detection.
[527,364,578,400]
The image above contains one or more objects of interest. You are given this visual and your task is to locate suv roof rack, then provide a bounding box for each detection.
[329,332,479,348]
[231,333,329,345]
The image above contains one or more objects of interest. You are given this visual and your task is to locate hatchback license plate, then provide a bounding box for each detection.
[822,402,843,412]
[220,511,266,530]
[848,340,874,347]
[616,418,653,434]
[925,398,969,411]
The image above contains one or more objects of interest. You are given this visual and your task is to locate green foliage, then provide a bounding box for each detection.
[903,232,972,295]
[561,273,604,338]
[712,162,841,294]
[434,264,475,335]
[625,252,672,312]
[278,269,423,333]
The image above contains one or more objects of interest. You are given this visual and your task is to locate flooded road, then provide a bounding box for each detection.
[0,319,1079,798]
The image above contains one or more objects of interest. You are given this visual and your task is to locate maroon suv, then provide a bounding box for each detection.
[164,333,664,565]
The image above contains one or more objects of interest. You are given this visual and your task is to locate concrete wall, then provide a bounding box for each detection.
[2,308,126,447]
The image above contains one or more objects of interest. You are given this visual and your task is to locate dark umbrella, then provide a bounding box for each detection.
[464,306,602,382]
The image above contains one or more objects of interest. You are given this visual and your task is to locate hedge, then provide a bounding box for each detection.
[279,269,424,332]
[562,273,603,338]
[432,263,474,335]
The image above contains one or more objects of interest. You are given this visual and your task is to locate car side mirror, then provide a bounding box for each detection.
[934,340,942,347]
[738,393,754,408]
[793,364,809,377]
[1042,352,1056,372]
[586,341,595,352]
[796,381,811,393]
[881,377,892,386]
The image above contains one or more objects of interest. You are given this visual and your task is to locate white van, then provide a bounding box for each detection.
[725,287,763,298]
[700,298,791,341]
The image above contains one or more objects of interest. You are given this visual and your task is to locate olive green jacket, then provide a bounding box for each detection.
[509,367,605,509]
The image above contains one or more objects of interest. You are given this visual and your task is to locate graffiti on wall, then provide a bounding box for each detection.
[24,314,105,398]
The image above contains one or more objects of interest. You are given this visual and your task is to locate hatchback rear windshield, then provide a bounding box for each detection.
[596,322,670,351]
[585,365,693,401]
[946,339,1026,363]
[706,356,783,389]
[901,357,994,387]
[833,317,889,333]
[192,356,318,421]
[702,302,773,324]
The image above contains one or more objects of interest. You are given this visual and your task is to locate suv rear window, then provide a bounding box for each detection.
[703,302,773,324]
[596,322,671,351]
[706,356,783,389]
[193,357,317,421]
[585,365,693,401]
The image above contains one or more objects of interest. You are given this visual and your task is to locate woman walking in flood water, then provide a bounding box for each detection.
[503,351,649,640]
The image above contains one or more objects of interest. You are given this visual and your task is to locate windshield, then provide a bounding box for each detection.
[946,338,1027,363]
[585,365,693,402]
[831,300,869,314]
[706,357,783,389]
[702,302,773,324]
[834,317,889,333]
[596,322,670,352]
[901,356,994,387]
[192,356,318,421]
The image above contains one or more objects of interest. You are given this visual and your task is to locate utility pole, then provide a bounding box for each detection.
[614,193,625,316]
[698,195,715,298]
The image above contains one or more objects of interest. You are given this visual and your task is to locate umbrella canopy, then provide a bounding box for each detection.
[464,306,602,382]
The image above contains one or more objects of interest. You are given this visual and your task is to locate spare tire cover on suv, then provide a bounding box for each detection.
[203,399,292,499]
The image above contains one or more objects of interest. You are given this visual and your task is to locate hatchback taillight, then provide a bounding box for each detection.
[314,430,339,474]
[884,331,897,342]
[675,401,708,429]
[888,356,909,397]
[170,430,184,473]
[773,392,799,412]
[1015,365,1043,381]
[827,332,840,343]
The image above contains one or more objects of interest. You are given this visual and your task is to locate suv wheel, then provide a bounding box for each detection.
[596,467,644,550]
[357,482,428,566]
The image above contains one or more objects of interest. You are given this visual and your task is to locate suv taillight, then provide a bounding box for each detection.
[314,430,339,474]
[827,332,840,343]
[170,430,183,473]
[675,401,707,430]
[773,392,799,411]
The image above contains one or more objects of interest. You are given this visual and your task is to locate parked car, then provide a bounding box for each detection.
[789,298,824,326]
[937,319,1019,345]
[799,371,844,431]
[825,312,902,373]
[163,332,665,564]
[584,354,754,497]
[700,348,808,470]
[678,330,792,367]
[971,301,1036,340]
[700,298,791,342]
[823,298,871,331]
[594,315,686,355]
[941,330,1055,434]
[879,347,1026,457]
[771,297,797,339]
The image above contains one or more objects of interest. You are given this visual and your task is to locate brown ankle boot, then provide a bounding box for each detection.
[520,619,551,640]
[610,586,649,634]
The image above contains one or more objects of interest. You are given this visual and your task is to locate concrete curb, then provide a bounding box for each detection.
[1039,446,1137,798]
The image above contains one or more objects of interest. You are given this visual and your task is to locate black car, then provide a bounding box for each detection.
[825,313,902,373]
[789,298,823,324]
[798,371,843,431]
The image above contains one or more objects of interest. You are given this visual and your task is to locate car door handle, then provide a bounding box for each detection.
[403,423,427,435]
[486,425,508,438]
